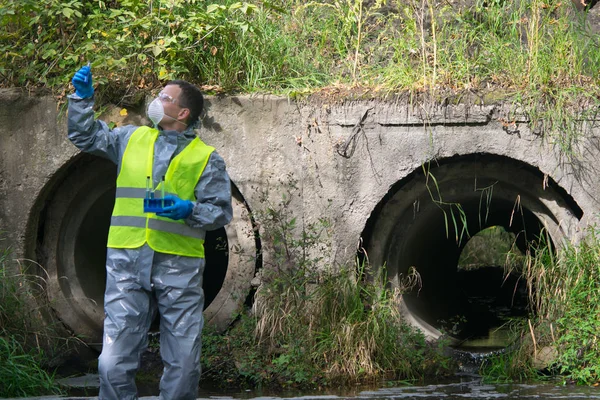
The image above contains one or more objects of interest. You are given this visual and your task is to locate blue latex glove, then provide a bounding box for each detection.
[71,65,94,98]
[156,195,194,220]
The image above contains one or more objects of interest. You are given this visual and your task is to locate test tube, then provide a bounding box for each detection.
[84,62,90,83]
[161,176,166,207]
[145,176,151,199]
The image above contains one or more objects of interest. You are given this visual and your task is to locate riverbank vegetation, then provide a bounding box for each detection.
[200,265,455,388]
[481,228,600,385]
[0,240,64,398]
[200,185,455,388]
[2,0,600,151]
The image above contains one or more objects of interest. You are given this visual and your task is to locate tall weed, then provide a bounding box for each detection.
[0,240,64,397]
[202,184,454,387]
[253,182,453,383]
[0,336,62,398]
[482,227,600,384]
[539,231,600,384]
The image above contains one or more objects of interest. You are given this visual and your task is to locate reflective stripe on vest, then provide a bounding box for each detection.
[107,126,214,257]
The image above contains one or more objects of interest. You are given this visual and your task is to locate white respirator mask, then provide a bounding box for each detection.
[147,97,165,127]
[147,97,188,128]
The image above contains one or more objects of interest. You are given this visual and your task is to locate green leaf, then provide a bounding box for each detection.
[62,8,74,18]
[206,4,224,13]
[240,3,257,15]
[152,46,163,56]
[41,48,58,60]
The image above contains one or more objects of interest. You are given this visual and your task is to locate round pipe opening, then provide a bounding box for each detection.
[363,154,581,351]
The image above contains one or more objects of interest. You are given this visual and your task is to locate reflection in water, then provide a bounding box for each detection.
[63,374,600,399]
[354,379,600,400]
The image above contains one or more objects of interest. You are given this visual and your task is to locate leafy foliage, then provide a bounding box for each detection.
[1,0,283,103]
[2,1,599,111]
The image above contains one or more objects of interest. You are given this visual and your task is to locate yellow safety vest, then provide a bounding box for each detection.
[107,126,214,257]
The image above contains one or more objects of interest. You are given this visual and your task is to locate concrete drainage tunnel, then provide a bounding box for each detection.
[33,152,582,354]
[362,154,583,351]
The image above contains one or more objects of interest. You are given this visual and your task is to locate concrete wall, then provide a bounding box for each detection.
[202,94,600,255]
[2,88,600,341]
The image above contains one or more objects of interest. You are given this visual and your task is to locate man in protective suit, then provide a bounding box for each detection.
[68,64,233,400]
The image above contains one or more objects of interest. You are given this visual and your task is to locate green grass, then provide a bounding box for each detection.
[0,240,64,397]
[531,230,600,384]
[0,336,63,398]
[480,228,600,385]
[201,263,454,388]
[2,1,598,93]
[2,0,598,151]
[200,185,454,388]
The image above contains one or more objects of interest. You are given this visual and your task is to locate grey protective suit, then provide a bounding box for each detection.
[67,95,233,400]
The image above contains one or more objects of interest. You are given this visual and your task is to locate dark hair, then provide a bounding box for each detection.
[166,80,204,124]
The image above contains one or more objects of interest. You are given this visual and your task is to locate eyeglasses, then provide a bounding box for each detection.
[158,92,178,104]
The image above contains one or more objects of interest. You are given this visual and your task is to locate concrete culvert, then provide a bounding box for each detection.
[35,154,256,346]
[363,154,582,351]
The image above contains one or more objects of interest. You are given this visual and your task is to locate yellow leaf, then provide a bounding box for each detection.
[152,46,163,56]
[120,108,128,116]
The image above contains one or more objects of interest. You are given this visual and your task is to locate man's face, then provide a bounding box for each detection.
[158,84,184,120]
